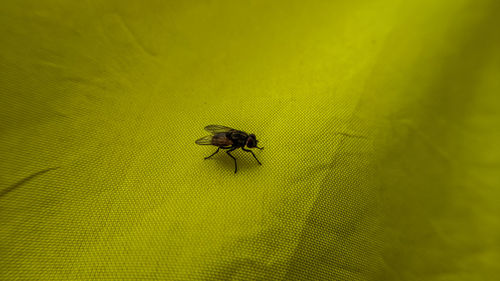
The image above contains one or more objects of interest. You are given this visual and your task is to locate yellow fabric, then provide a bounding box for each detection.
[1,0,499,280]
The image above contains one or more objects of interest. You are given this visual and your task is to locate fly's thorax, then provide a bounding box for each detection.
[229,130,248,147]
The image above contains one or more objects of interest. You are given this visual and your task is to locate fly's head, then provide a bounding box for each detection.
[246,134,263,150]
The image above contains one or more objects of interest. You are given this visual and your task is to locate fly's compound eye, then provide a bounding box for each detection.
[247,136,256,147]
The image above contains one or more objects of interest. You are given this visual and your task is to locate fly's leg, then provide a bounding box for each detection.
[226,147,238,173]
[204,147,220,159]
[242,148,262,165]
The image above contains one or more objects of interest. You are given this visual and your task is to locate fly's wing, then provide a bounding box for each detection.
[204,125,234,134]
[195,135,213,145]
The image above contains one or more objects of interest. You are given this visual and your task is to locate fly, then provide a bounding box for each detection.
[196,125,264,173]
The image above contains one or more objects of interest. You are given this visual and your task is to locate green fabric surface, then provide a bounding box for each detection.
[1,0,499,280]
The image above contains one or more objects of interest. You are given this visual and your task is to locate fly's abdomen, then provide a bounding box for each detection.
[212,133,233,147]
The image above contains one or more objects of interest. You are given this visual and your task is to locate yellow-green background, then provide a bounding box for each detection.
[1,0,499,280]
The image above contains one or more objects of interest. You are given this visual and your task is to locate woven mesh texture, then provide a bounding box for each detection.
[1,0,500,280]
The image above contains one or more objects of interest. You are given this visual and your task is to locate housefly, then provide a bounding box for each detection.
[196,125,264,173]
